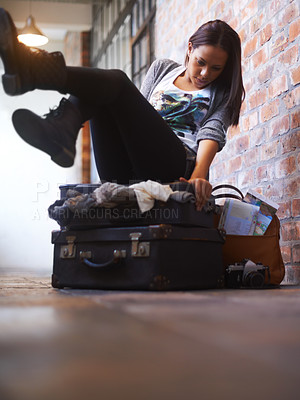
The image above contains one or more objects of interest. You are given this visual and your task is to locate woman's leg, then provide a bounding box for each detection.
[65,67,187,183]
[69,95,133,183]
[0,5,186,181]
[90,108,136,183]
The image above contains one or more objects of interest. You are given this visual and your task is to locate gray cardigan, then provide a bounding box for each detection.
[140,59,231,152]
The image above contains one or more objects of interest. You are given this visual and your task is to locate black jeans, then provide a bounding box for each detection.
[65,66,191,184]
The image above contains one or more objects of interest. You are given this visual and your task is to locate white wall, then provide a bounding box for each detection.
[0,1,92,272]
[0,51,82,272]
[1,1,92,34]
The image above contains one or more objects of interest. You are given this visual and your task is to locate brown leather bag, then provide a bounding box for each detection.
[212,185,285,286]
[221,215,285,286]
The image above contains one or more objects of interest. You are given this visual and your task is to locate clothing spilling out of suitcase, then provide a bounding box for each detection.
[1,1,299,399]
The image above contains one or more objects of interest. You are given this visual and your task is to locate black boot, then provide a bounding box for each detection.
[12,98,83,167]
[0,8,67,95]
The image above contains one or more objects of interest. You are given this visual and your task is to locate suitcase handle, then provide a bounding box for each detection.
[81,249,125,269]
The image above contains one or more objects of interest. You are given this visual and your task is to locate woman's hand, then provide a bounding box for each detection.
[179,140,217,210]
[179,177,212,211]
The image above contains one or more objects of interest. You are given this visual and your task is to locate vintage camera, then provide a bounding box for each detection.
[225,259,269,288]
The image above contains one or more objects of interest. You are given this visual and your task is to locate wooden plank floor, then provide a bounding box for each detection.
[1,268,300,400]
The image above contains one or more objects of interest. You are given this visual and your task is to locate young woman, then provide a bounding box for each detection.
[0,8,244,210]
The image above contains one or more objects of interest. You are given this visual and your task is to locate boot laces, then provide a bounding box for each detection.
[18,43,50,61]
[44,98,68,119]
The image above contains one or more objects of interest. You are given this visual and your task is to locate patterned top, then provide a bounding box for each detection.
[149,65,211,153]
[141,59,230,153]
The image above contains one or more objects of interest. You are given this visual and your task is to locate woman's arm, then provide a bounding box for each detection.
[180,139,218,211]
[183,96,230,210]
[140,59,180,100]
[191,139,218,180]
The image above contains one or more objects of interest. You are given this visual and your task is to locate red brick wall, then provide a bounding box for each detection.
[65,32,82,67]
[81,31,91,184]
[156,0,300,283]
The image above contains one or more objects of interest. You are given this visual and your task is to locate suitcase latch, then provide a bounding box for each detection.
[129,232,150,257]
[60,235,76,259]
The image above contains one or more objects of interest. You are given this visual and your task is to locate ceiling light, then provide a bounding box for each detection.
[18,15,48,47]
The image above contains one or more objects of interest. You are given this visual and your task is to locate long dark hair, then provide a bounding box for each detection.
[186,20,245,126]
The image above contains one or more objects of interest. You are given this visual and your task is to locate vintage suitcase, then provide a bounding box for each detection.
[51,224,225,290]
[49,181,216,229]
[58,181,194,198]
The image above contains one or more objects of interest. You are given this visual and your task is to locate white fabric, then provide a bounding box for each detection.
[130,180,174,213]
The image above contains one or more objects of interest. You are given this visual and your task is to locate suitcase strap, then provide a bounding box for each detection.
[212,184,244,201]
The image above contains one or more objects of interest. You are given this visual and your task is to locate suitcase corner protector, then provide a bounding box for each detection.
[51,274,64,289]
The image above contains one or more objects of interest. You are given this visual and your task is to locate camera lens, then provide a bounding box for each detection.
[243,271,265,288]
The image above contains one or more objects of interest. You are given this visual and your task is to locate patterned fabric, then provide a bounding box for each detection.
[140,59,231,152]
[149,65,211,153]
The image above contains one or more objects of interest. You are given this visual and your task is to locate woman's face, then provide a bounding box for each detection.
[185,44,228,89]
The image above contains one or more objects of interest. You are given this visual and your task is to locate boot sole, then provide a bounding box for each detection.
[12,110,75,168]
[0,8,21,95]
